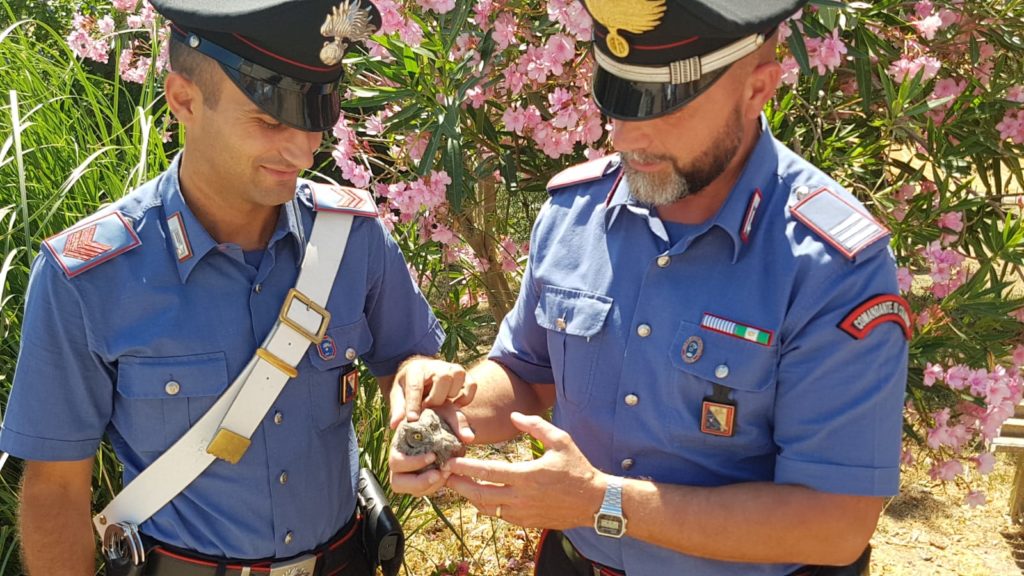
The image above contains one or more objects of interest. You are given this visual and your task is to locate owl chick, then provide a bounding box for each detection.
[394,408,465,470]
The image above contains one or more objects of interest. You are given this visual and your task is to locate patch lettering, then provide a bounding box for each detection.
[43,212,141,278]
[839,294,912,340]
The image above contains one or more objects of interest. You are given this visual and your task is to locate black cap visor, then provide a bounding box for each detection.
[174,28,341,132]
[592,64,729,121]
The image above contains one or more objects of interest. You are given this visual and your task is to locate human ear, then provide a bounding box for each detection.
[744,60,782,120]
[165,72,202,127]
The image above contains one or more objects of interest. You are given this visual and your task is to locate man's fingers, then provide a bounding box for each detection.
[444,457,523,485]
[424,364,466,406]
[452,376,477,407]
[388,384,407,429]
[510,411,570,449]
[390,468,445,497]
[401,361,425,421]
[445,475,514,508]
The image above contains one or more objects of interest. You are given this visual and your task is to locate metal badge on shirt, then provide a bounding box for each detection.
[340,365,359,404]
[701,384,736,437]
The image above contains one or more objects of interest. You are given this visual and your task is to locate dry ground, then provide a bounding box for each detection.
[402,443,1024,576]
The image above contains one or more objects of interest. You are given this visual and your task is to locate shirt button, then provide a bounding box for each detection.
[624,394,639,407]
[621,458,634,471]
[279,471,288,485]
[636,324,651,338]
[656,255,671,268]
[794,185,811,201]
[555,317,567,331]
[254,283,262,294]
[283,531,294,545]
[273,411,283,425]
[345,348,357,361]
[715,364,730,379]
[164,381,181,396]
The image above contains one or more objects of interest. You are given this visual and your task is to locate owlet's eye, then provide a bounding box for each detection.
[413,432,423,441]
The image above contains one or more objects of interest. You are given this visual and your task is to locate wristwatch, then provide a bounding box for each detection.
[593,476,627,538]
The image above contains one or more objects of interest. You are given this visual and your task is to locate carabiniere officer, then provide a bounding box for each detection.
[0,1,467,575]
[392,1,910,575]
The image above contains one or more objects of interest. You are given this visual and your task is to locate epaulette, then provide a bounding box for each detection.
[791,186,888,260]
[547,154,621,193]
[42,211,141,279]
[307,182,378,217]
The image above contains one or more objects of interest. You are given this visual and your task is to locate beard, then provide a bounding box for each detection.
[621,106,744,207]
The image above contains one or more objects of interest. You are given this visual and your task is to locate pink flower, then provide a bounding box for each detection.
[923,363,944,387]
[996,109,1024,145]
[937,211,963,244]
[888,55,941,83]
[897,267,913,292]
[929,459,964,481]
[974,452,997,475]
[805,28,847,75]
[112,0,138,11]
[945,364,970,390]
[780,55,800,86]
[493,13,518,50]
[913,0,934,18]
[964,490,986,508]
[548,0,593,41]
[415,0,456,14]
[912,14,944,40]
[1012,344,1024,369]
[1008,86,1024,103]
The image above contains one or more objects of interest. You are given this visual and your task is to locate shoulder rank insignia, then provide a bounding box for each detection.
[308,182,378,217]
[839,294,912,340]
[547,154,621,193]
[43,211,141,278]
[791,187,888,260]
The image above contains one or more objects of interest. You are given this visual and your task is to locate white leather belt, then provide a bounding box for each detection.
[93,210,353,536]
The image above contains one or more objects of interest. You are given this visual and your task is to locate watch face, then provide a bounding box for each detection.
[594,512,626,538]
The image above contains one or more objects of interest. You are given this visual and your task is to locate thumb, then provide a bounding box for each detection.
[510,412,570,449]
[388,381,407,430]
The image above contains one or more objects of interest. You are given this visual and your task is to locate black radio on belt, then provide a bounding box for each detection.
[357,467,405,576]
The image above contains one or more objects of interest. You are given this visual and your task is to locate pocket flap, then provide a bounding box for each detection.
[117,352,229,399]
[308,316,374,369]
[669,321,777,392]
[535,285,613,337]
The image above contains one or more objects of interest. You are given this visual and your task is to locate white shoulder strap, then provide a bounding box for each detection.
[93,210,354,536]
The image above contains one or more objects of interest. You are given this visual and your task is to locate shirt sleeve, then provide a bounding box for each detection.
[488,204,556,385]
[359,219,445,377]
[772,245,908,496]
[0,255,114,461]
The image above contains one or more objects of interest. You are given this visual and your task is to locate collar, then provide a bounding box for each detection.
[160,154,307,283]
[605,115,779,262]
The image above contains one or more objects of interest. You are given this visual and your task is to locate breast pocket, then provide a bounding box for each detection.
[115,353,229,454]
[669,320,778,447]
[305,316,374,431]
[535,285,613,410]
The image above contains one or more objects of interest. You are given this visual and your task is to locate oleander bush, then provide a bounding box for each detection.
[1,0,1023,574]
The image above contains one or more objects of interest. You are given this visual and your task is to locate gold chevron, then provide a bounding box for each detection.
[585,0,667,58]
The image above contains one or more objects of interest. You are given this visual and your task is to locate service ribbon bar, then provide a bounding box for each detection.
[700,313,773,347]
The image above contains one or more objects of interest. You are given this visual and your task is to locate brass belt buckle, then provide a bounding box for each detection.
[269,553,317,576]
[279,288,330,343]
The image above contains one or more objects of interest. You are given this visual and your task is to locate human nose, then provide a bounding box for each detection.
[609,119,652,153]
[279,127,321,170]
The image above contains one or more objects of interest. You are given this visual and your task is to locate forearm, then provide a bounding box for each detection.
[20,460,96,576]
[618,479,882,566]
[463,360,555,444]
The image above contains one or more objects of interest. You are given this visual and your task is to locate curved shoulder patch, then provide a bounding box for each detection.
[42,211,141,279]
[308,182,378,217]
[791,187,888,260]
[547,154,621,193]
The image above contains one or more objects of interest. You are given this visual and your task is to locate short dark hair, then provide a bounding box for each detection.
[168,38,223,109]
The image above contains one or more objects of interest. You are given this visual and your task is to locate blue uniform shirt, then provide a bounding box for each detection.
[490,123,908,575]
[0,155,445,559]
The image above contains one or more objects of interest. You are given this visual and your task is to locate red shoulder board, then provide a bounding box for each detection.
[547,154,621,193]
[791,187,888,260]
[308,182,378,217]
[839,294,912,340]
[43,211,141,279]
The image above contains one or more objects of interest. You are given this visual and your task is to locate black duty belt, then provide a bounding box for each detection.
[541,529,871,576]
[141,513,367,576]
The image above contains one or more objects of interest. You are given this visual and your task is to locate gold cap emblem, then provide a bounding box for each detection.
[320,0,376,66]
[584,0,667,58]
